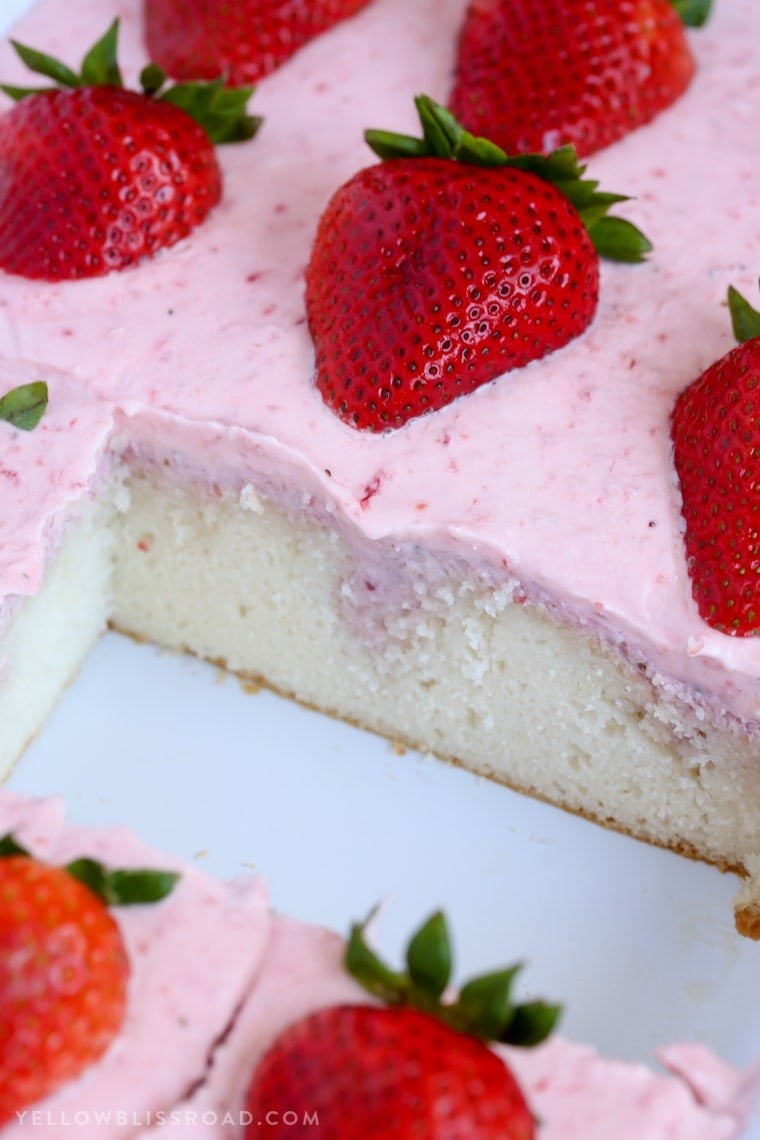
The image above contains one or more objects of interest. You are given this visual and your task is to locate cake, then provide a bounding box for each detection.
[1,787,758,1138]
[0,0,759,932]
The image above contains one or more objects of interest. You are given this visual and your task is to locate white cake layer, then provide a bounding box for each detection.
[0,502,112,777]
[5,460,756,929]
[110,471,760,933]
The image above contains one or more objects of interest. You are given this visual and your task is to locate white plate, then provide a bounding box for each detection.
[1,1,759,1134]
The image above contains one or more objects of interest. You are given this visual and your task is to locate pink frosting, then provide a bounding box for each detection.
[0,4,759,714]
[0,789,756,1139]
[140,917,759,1139]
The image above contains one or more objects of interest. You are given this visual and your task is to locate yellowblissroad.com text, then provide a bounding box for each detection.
[14,1109,320,1129]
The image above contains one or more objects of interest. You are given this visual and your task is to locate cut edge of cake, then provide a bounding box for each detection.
[3,448,760,934]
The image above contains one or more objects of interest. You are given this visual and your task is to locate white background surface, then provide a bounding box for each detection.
[1,0,759,1133]
[6,635,760,1131]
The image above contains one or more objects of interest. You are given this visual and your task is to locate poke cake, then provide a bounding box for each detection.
[0,0,760,938]
[1,788,758,1137]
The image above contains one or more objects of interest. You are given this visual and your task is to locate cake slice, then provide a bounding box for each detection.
[1,788,757,1138]
[0,790,272,1136]
[139,915,760,1140]
[0,0,759,935]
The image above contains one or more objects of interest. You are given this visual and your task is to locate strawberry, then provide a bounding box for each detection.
[306,97,650,431]
[671,287,760,635]
[245,909,560,1138]
[0,21,259,281]
[448,0,708,160]
[0,834,178,1123]
[144,0,373,86]
[247,1005,534,1138]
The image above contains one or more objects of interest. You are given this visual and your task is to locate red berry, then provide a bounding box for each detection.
[144,0,372,85]
[245,1004,534,1138]
[0,856,129,1124]
[671,337,760,635]
[307,156,598,430]
[0,86,221,281]
[449,0,695,158]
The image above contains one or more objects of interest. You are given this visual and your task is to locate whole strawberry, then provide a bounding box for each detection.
[245,910,560,1137]
[0,834,178,1123]
[306,97,650,431]
[671,287,760,635]
[448,0,707,159]
[144,0,372,86]
[0,21,259,281]
[247,1005,533,1138]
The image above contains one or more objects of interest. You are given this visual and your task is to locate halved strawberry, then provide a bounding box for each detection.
[449,0,708,159]
[671,287,760,634]
[245,910,559,1137]
[144,0,373,86]
[306,97,650,431]
[0,21,259,281]
[0,833,178,1123]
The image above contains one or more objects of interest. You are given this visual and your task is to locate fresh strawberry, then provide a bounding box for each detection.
[306,96,650,431]
[245,910,560,1137]
[0,21,259,281]
[247,1005,534,1138]
[671,287,760,634]
[0,834,178,1123]
[448,0,708,159]
[144,0,373,86]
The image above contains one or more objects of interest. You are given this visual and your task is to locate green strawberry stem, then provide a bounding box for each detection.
[346,908,561,1047]
[0,834,28,856]
[727,286,760,344]
[0,381,48,430]
[670,0,713,28]
[0,833,179,905]
[1,20,261,145]
[366,96,652,264]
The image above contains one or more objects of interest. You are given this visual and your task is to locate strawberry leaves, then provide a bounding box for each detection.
[347,909,561,1047]
[1,20,260,145]
[670,0,713,28]
[727,285,760,344]
[366,97,651,264]
[80,20,123,88]
[159,77,260,144]
[0,382,48,431]
[66,858,179,906]
[3,42,80,94]
[0,834,179,906]
[406,909,452,997]
[2,21,121,99]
